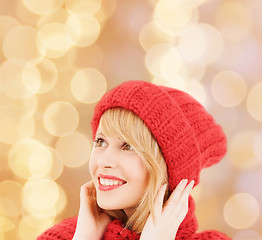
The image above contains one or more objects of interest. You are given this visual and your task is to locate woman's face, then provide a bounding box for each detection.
[89,126,148,217]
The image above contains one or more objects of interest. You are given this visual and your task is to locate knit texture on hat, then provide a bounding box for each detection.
[37,80,231,240]
[91,80,227,190]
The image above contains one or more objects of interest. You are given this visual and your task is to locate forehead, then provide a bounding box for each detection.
[96,125,126,142]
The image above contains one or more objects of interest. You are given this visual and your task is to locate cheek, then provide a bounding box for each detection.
[125,157,148,184]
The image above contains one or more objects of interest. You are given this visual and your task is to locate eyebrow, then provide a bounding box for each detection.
[96,132,105,137]
[95,132,126,143]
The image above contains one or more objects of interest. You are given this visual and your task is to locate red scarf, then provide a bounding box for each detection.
[37,197,231,240]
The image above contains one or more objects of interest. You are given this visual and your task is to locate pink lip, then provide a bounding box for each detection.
[98,174,127,191]
[98,174,126,182]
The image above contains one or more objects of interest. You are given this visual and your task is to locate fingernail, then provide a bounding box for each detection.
[189,180,195,187]
[182,179,188,185]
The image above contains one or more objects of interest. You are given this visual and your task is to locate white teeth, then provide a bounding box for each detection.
[105,179,110,186]
[99,177,125,186]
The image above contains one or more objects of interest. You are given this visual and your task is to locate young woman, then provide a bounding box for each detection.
[37,80,231,240]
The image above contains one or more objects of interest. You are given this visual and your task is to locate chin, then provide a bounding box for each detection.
[97,199,119,210]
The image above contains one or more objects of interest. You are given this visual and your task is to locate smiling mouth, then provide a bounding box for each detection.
[98,175,127,191]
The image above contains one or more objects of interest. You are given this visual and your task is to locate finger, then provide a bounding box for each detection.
[153,183,167,219]
[168,180,194,214]
[79,181,96,205]
[81,181,95,194]
[170,193,191,227]
[168,180,194,223]
[179,180,194,202]
[81,180,94,190]
[165,179,188,207]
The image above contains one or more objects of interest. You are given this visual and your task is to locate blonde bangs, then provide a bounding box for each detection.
[99,108,152,159]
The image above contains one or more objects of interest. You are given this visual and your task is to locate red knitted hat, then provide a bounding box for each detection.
[91,80,227,190]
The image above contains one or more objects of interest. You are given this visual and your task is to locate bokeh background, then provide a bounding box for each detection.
[0,0,262,239]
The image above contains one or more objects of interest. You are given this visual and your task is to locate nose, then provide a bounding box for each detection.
[97,146,118,169]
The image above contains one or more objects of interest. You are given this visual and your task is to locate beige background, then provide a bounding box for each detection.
[0,0,262,239]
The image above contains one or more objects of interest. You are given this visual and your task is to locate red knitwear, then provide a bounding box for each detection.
[37,197,231,239]
[37,81,231,240]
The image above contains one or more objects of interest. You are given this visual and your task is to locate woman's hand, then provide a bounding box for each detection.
[72,181,111,240]
[140,179,194,240]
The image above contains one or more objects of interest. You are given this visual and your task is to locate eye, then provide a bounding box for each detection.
[122,142,134,151]
[94,137,106,147]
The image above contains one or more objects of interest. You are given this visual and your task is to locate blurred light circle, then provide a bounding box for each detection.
[0,180,23,217]
[22,0,64,15]
[0,197,19,218]
[153,19,177,38]
[0,94,37,121]
[152,74,186,91]
[246,82,262,122]
[2,26,40,60]
[139,21,175,52]
[233,230,262,240]
[28,146,54,177]
[37,23,71,59]
[18,214,53,240]
[15,0,39,26]
[37,9,69,28]
[145,43,173,76]
[23,199,57,218]
[0,59,35,99]
[8,139,43,179]
[0,16,21,39]
[71,68,107,103]
[179,62,206,81]
[186,81,206,106]
[254,130,262,162]
[65,13,100,47]
[182,0,206,8]
[96,0,117,23]
[29,145,63,177]
[161,47,182,78]
[0,216,15,232]
[55,131,91,168]
[0,116,35,145]
[41,148,64,180]
[215,1,253,42]
[154,0,193,29]
[22,182,64,218]
[67,44,103,70]
[223,193,259,229]
[65,0,102,15]
[55,185,67,215]
[151,77,167,86]
[22,58,58,94]
[180,23,223,64]
[43,101,79,137]
[23,178,59,210]
[228,131,259,171]
[50,69,76,103]
[211,71,247,107]
[209,103,238,137]
[22,61,41,94]
[236,170,262,207]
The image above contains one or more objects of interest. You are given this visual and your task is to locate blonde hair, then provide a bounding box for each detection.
[91,107,168,233]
